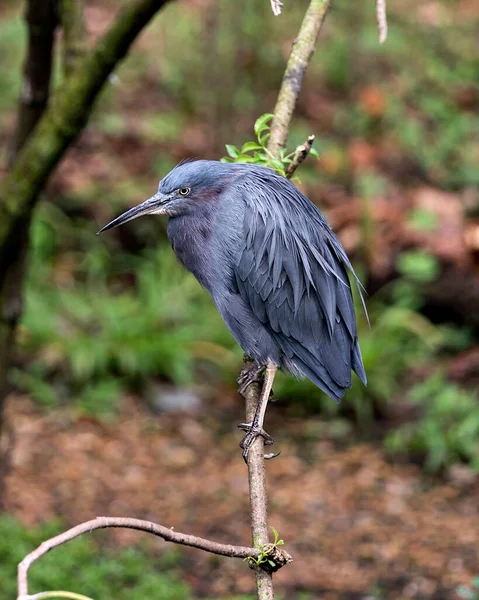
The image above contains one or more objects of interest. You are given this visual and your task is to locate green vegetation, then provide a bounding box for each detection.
[246,526,285,570]
[222,113,319,177]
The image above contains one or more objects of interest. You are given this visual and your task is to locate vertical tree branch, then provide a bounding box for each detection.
[8,0,57,164]
[268,0,330,155]
[243,2,331,598]
[57,0,88,75]
[0,0,172,507]
[1,0,57,510]
[244,379,275,599]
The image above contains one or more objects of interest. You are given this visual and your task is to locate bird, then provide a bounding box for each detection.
[99,159,367,461]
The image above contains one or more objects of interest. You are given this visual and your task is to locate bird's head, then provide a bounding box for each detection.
[98,159,234,233]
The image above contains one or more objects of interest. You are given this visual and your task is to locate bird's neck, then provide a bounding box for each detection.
[166,211,215,291]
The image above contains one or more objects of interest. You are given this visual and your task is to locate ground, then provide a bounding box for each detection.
[4,392,478,599]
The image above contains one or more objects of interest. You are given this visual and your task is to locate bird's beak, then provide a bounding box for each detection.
[97,192,169,234]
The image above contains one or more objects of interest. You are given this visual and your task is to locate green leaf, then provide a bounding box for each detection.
[309,148,320,158]
[270,526,279,544]
[241,141,263,153]
[254,113,274,137]
[225,144,239,158]
[259,132,271,146]
[235,154,256,163]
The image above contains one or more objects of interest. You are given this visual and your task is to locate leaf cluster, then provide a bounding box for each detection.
[246,527,285,570]
[221,113,318,176]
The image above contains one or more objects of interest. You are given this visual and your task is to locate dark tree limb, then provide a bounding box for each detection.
[57,0,88,75]
[0,0,58,510]
[17,517,265,599]
[8,0,57,165]
[268,0,330,155]
[0,0,171,244]
[0,0,171,509]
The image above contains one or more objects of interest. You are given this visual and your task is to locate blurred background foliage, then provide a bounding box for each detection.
[1,0,479,597]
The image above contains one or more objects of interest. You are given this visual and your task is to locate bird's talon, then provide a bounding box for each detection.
[264,451,281,460]
[237,423,275,445]
[236,364,265,396]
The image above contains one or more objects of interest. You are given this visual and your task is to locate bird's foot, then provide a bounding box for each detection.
[236,363,265,397]
[237,423,280,463]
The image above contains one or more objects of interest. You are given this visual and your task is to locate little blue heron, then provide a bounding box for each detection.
[99,160,366,460]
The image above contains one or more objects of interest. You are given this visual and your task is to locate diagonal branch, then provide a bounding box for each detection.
[268,0,330,155]
[17,516,261,598]
[0,0,172,250]
[286,134,315,178]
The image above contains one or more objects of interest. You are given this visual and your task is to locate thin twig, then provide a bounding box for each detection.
[286,134,315,178]
[17,517,260,599]
[376,0,388,44]
[22,592,93,600]
[268,0,330,155]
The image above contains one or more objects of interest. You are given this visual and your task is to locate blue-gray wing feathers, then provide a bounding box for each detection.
[234,170,366,402]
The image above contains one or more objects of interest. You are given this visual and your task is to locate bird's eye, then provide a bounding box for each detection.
[178,187,190,196]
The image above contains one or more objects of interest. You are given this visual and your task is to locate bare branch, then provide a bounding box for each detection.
[57,0,88,75]
[376,0,388,44]
[270,0,283,16]
[17,516,260,598]
[268,0,330,155]
[286,134,315,178]
[244,381,275,598]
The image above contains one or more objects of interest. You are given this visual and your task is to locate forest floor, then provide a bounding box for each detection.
[4,391,478,600]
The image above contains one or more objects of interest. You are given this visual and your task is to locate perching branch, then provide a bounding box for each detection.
[17,517,262,599]
[238,2,331,599]
[268,0,330,155]
[57,0,88,75]
[376,0,388,44]
[244,380,276,600]
[286,134,315,178]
